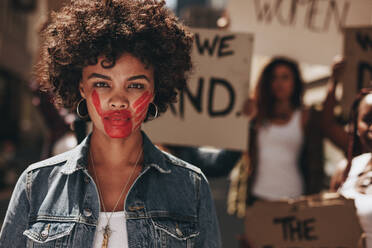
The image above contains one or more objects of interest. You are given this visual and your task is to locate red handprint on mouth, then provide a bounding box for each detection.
[91,90,152,138]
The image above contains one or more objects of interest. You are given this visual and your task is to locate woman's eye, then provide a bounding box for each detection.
[94,82,109,88]
[363,117,372,125]
[128,83,144,89]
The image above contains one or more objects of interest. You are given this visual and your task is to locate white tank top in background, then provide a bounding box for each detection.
[340,153,372,248]
[93,211,129,248]
[252,110,304,200]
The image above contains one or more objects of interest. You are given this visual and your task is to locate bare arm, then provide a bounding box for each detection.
[241,97,257,119]
[321,58,348,154]
[329,159,348,192]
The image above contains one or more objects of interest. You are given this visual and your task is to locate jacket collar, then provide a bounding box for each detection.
[61,131,171,175]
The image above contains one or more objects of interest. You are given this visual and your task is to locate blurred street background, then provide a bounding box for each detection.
[0,0,371,247]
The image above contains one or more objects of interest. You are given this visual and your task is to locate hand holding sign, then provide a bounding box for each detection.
[244,193,363,248]
[241,98,257,119]
[342,26,372,117]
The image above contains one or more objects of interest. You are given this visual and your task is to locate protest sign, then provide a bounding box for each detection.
[143,28,253,150]
[245,193,363,248]
[342,26,372,116]
[227,0,372,65]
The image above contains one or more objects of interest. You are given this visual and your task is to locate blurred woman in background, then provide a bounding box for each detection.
[230,56,349,247]
[244,57,347,203]
[331,89,372,247]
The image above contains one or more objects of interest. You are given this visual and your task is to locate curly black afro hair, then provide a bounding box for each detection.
[35,0,193,118]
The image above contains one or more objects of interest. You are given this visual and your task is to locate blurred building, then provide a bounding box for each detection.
[0,0,32,143]
[0,0,66,190]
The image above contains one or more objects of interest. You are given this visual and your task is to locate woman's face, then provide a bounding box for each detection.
[270,64,295,102]
[79,53,155,139]
[358,94,372,152]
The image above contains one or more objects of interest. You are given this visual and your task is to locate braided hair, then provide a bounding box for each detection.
[341,88,372,184]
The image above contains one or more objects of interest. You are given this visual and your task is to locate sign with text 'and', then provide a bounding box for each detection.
[143,28,253,150]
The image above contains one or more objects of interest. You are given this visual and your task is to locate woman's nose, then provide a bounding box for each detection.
[109,94,129,110]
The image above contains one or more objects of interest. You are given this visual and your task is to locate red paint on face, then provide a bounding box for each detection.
[133,91,151,108]
[135,94,152,116]
[92,90,133,138]
[92,90,103,115]
[135,111,147,123]
[132,91,152,130]
[91,90,153,138]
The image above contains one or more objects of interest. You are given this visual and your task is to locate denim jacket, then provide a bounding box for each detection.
[0,132,221,247]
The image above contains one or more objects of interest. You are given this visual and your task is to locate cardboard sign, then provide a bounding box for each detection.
[245,193,363,248]
[143,28,253,150]
[341,26,372,116]
[227,0,372,65]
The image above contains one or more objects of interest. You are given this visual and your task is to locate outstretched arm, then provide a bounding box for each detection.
[322,58,348,154]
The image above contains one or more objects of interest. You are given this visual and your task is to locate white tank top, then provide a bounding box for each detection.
[252,110,304,200]
[340,153,372,248]
[93,211,129,248]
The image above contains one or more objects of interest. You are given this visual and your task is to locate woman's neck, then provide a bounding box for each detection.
[273,100,294,118]
[89,128,143,169]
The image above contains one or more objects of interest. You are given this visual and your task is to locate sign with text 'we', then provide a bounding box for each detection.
[143,28,253,150]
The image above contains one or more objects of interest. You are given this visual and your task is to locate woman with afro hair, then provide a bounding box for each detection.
[0,0,221,247]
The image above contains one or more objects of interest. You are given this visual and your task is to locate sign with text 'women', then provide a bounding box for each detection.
[143,28,253,150]
[227,0,372,65]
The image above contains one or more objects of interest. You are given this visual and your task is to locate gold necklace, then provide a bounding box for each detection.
[89,148,142,248]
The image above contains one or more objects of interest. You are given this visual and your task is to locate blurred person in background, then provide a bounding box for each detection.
[229,56,349,247]
[0,0,221,247]
[330,88,372,248]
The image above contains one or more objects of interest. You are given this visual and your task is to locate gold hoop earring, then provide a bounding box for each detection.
[76,98,89,119]
[147,102,159,121]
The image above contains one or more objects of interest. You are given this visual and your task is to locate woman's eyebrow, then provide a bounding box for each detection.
[128,75,150,82]
[87,73,112,80]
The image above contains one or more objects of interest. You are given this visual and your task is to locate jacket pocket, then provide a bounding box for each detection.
[152,217,199,248]
[23,221,75,248]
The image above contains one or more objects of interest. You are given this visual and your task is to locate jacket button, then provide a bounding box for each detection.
[41,224,50,240]
[41,230,48,239]
[83,208,92,217]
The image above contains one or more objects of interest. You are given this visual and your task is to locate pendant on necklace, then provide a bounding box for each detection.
[102,225,111,248]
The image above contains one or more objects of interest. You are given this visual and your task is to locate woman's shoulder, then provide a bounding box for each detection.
[352,152,371,161]
[26,145,80,173]
[341,153,371,180]
[161,150,203,175]
[160,150,211,184]
[349,153,371,174]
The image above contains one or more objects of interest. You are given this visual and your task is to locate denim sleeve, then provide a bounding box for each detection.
[0,169,30,247]
[195,174,222,248]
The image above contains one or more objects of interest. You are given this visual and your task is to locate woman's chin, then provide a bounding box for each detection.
[103,127,132,139]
